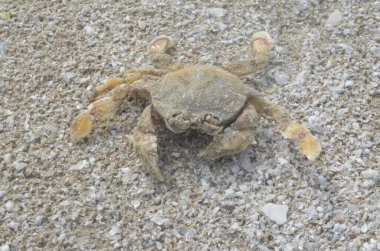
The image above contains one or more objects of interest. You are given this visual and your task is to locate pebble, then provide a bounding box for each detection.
[34,215,44,226]
[5,200,14,212]
[119,66,126,75]
[3,153,11,164]
[131,200,140,209]
[361,169,379,179]
[352,238,362,247]
[79,76,90,84]
[171,152,180,158]
[344,80,353,87]
[217,22,227,31]
[296,202,304,210]
[109,226,122,235]
[239,183,250,193]
[109,226,122,240]
[82,5,91,13]
[69,160,89,171]
[8,221,19,230]
[326,10,343,26]
[121,167,132,179]
[306,206,318,220]
[231,164,240,174]
[90,12,98,21]
[151,215,164,225]
[207,8,227,18]
[261,203,288,225]
[269,67,289,85]
[229,222,241,233]
[62,72,76,84]
[277,157,288,165]
[0,40,10,58]
[336,211,345,224]
[1,245,9,251]
[333,223,347,232]
[84,25,96,36]
[138,20,146,30]
[13,162,27,172]
[275,46,290,55]
[201,178,210,191]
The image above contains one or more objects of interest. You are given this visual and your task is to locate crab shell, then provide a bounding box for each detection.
[151,65,252,135]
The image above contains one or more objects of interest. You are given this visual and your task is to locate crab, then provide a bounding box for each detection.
[70,32,321,182]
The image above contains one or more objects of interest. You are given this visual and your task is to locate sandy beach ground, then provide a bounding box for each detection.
[0,1,379,250]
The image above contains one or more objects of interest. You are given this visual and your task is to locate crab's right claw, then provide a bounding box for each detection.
[70,110,93,143]
[280,122,322,161]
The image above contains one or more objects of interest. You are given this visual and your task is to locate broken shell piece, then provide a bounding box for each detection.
[147,35,175,54]
[251,31,273,55]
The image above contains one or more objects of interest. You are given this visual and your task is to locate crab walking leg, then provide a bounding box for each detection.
[248,95,322,161]
[222,31,273,76]
[90,78,127,101]
[133,105,165,182]
[70,84,130,143]
[90,69,165,101]
[198,103,259,160]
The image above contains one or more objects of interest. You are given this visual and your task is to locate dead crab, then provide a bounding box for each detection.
[70,32,321,181]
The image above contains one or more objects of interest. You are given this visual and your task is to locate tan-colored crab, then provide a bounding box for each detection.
[70,32,321,182]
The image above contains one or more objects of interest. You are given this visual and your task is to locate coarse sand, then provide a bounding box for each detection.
[1,1,379,250]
